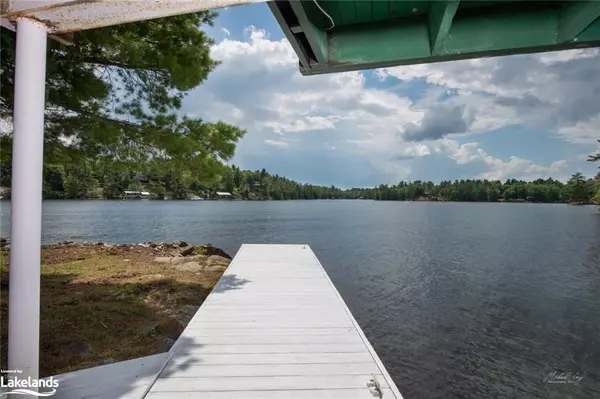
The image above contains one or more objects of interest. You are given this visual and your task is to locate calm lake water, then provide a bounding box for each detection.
[1,200,600,398]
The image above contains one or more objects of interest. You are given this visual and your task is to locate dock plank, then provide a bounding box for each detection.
[147,388,395,399]
[182,333,363,345]
[150,374,388,392]
[158,363,381,378]
[143,244,403,399]
[165,352,375,365]
[174,343,367,355]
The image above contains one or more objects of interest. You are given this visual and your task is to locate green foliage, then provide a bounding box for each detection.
[0,12,244,180]
[591,172,600,205]
[0,157,595,203]
[366,178,569,203]
[564,173,592,204]
[209,170,587,203]
[587,140,600,163]
[195,245,213,256]
[0,149,10,187]
[588,143,600,206]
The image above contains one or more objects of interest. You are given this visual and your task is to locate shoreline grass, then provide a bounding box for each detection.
[0,242,230,377]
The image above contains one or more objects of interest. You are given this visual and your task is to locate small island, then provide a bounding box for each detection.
[0,240,231,377]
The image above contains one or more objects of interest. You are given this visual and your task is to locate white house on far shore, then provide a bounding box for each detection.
[123,191,151,199]
[215,191,233,200]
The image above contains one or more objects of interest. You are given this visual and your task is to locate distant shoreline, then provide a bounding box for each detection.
[0,198,597,205]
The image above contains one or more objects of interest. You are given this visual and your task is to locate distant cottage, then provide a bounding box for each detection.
[123,191,151,199]
[215,191,233,200]
[416,191,437,201]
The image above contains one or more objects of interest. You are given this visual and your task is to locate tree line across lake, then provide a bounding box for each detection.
[0,160,598,204]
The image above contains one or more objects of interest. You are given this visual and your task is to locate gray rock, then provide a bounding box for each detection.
[184,255,205,262]
[178,241,189,248]
[207,255,230,267]
[180,246,196,256]
[154,257,174,263]
[204,265,228,273]
[174,262,203,272]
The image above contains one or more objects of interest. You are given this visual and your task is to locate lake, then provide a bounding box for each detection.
[1,200,599,398]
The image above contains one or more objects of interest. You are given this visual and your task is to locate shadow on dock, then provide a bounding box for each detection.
[211,273,250,293]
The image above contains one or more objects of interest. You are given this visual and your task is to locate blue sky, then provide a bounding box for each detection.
[182,4,600,188]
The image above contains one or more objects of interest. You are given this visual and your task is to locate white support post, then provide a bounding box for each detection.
[8,17,48,382]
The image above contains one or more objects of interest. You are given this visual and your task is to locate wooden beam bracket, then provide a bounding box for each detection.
[428,0,460,55]
[558,1,600,42]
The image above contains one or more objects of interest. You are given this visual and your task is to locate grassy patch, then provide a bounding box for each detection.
[0,246,227,377]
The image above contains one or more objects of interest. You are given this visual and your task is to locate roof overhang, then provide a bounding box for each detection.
[3,1,600,73]
[0,0,267,42]
[269,0,600,75]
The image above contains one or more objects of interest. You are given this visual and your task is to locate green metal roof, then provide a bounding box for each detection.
[268,0,600,75]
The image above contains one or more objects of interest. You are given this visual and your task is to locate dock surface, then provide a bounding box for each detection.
[144,244,403,398]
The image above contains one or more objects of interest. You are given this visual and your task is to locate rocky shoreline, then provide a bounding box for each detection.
[0,239,232,268]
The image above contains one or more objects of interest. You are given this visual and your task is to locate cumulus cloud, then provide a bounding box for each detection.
[391,144,431,160]
[434,139,570,181]
[432,140,482,165]
[377,49,600,144]
[403,104,468,141]
[264,139,289,148]
[266,116,336,134]
[537,49,599,65]
[478,157,569,181]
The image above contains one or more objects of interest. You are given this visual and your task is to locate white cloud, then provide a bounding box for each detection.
[264,139,289,148]
[537,49,599,65]
[377,49,600,144]
[557,114,600,144]
[221,28,231,36]
[478,157,569,181]
[266,116,336,134]
[392,144,431,160]
[433,139,482,165]
[434,139,569,181]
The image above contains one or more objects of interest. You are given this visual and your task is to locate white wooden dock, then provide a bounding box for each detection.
[143,244,404,399]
